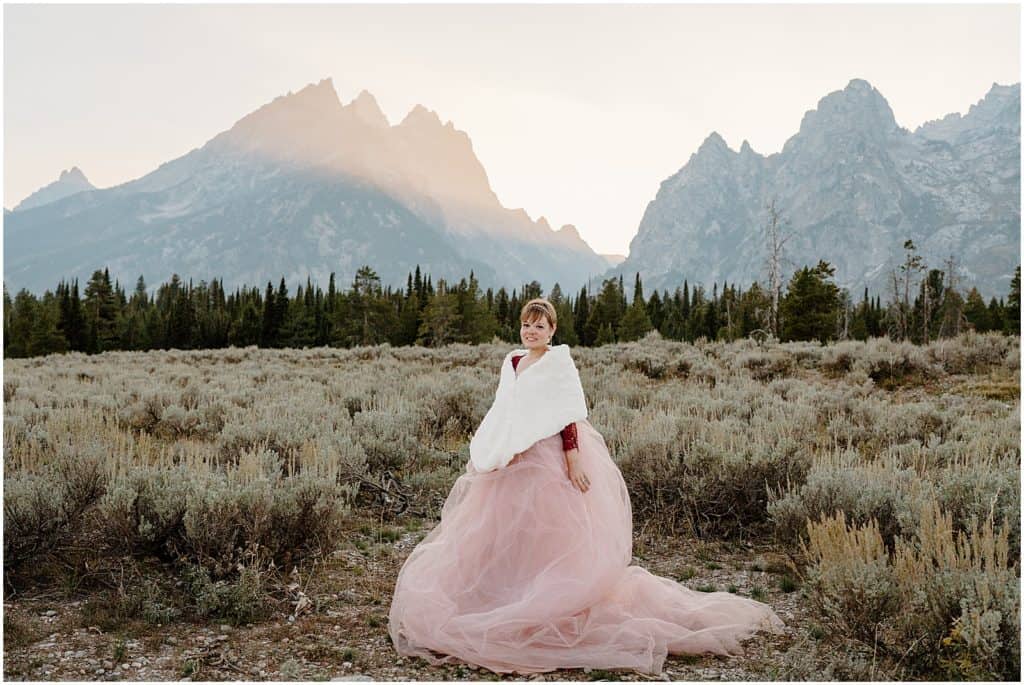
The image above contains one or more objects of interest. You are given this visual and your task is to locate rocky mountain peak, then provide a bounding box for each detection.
[279,77,344,116]
[346,89,390,129]
[12,165,96,212]
[686,131,736,174]
[5,76,609,296]
[914,81,1020,141]
[700,131,730,152]
[217,76,346,158]
[400,104,444,129]
[797,77,898,138]
[558,224,581,240]
[59,166,90,183]
[964,81,1020,124]
[610,77,1018,301]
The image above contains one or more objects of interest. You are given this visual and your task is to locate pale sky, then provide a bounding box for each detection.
[3,1,1020,255]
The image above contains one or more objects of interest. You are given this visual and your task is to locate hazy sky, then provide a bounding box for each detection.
[4,2,1020,255]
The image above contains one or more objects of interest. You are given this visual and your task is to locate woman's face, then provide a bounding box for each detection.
[520,315,555,351]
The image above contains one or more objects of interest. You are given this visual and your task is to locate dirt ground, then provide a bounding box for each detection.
[3,517,815,682]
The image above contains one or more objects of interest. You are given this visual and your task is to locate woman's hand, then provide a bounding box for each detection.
[565,449,590,493]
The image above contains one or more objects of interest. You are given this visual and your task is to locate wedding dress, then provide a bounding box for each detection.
[388,346,784,674]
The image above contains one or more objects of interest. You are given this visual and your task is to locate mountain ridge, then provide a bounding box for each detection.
[5,77,609,295]
[606,78,1020,301]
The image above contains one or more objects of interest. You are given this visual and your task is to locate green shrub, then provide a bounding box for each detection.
[182,562,270,626]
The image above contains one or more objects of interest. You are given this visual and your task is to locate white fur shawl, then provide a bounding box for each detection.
[469,344,588,473]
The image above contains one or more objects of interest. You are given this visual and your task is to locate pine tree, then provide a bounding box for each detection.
[31,291,68,354]
[494,287,511,341]
[553,296,579,346]
[261,282,277,346]
[660,287,684,340]
[6,289,38,357]
[987,296,1005,334]
[575,286,591,345]
[233,301,262,347]
[779,261,842,342]
[417,280,461,346]
[963,287,991,332]
[167,282,196,349]
[591,322,612,346]
[647,290,664,331]
[585,278,623,345]
[704,283,720,340]
[455,271,497,343]
[2,285,12,357]
[57,279,86,351]
[1007,265,1020,335]
[83,268,119,352]
[618,273,652,341]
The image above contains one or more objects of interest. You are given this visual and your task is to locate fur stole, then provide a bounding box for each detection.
[469,344,588,473]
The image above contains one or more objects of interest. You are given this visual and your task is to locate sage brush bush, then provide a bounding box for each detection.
[801,500,1019,680]
[926,330,1016,375]
[3,332,1017,658]
[181,448,348,579]
[3,442,106,580]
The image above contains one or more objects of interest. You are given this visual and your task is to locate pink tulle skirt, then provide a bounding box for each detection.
[388,419,785,675]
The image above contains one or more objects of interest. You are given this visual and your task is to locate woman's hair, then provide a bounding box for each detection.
[520,298,557,328]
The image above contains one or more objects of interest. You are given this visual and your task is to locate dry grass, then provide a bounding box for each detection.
[3,332,1018,679]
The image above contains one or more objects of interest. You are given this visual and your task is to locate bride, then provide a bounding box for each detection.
[388,298,784,675]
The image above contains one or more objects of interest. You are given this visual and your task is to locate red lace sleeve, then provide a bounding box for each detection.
[561,422,578,451]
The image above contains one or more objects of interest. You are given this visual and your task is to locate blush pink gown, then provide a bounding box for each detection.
[388,354,785,675]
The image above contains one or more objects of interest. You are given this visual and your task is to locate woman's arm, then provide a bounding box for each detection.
[562,422,589,492]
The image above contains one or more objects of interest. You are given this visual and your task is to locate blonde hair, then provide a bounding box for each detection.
[520,298,557,328]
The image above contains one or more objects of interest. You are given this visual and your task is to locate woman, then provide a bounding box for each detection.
[388,298,784,675]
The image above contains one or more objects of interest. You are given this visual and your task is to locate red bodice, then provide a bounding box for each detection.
[511,354,579,451]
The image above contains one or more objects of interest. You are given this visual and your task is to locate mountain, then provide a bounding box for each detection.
[608,79,1020,301]
[600,253,626,268]
[4,78,609,295]
[12,166,95,212]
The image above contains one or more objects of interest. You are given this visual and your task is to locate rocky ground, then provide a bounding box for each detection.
[4,518,817,682]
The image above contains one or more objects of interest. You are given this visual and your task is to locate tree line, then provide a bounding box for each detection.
[3,253,1019,358]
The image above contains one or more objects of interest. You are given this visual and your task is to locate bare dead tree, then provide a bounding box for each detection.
[886,240,925,341]
[840,288,851,340]
[762,196,796,338]
[889,267,905,340]
[922,273,932,345]
[900,240,925,318]
[724,294,733,342]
